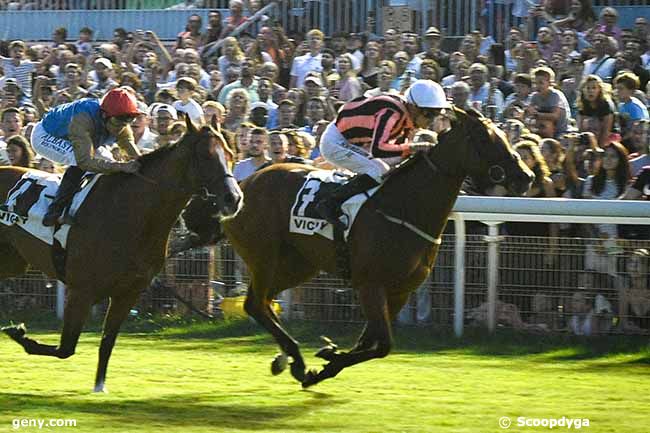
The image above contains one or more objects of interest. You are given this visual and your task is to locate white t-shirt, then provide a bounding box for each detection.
[173,99,204,123]
[233,158,267,182]
[290,53,323,88]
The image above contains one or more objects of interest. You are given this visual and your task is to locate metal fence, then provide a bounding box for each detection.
[2,230,649,335]
[1,0,646,41]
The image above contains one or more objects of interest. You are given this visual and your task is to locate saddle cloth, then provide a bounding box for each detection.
[0,171,102,248]
[289,170,380,240]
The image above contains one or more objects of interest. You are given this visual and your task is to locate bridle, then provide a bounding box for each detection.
[134,131,234,203]
[418,113,517,185]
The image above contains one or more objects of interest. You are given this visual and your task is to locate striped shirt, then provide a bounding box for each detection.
[1,58,37,98]
[335,95,414,158]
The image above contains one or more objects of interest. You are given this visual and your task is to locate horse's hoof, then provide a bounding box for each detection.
[270,353,288,376]
[302,369,320,388]
[315,345,338,361]
[290,362,306,383]
[2,323,26,341]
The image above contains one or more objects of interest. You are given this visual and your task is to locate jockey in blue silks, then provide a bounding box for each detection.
[30,87,143,226]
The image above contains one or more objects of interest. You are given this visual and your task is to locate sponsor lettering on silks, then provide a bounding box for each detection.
[291,216,329,234]
[0,208,28,225]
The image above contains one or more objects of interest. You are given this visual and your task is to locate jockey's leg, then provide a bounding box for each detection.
[315,173,380,231]
[43,166,85,227]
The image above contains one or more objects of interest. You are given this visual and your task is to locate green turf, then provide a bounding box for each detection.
[0,319,648,433]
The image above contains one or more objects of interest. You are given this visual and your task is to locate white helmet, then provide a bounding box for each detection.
[404,79,451,109]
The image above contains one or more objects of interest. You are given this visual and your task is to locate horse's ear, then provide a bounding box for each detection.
[184,112,198,134]
[210,114,222,133]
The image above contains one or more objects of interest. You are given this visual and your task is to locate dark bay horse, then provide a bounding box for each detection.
[222,108,533,387]
[0,117,242,392]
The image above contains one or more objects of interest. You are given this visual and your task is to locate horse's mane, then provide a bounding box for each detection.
[137,141,179,167]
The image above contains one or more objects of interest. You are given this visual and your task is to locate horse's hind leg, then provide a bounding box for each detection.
[94,291,140,393]
[303,287,394,388]
[2,290,91,359]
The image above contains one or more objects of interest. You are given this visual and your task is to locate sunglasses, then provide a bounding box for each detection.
[113,115,137,125]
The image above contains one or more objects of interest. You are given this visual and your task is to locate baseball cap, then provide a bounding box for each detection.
[250,101,269,111]
[94,57,113,70]
[425,26,441,37]
[304,75,323,86]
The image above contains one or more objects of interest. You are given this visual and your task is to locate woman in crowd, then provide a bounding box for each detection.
[333,53,363,102]
[218,37,244,78]
[540,138,566,196]
[6,134,34,168]
[223,88,250,132]
[359,40,382,89]
[577,75,615,147]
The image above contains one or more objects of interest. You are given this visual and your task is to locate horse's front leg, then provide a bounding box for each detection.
[243,283,306,383]
[303,288,393,388]
[94,290,141,393]
[2,290,92,359]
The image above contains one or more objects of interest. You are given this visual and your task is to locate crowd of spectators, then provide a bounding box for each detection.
[0,0,648,328]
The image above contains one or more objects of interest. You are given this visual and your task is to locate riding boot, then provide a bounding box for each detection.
[42,166,85,227]
[315,173,379,232]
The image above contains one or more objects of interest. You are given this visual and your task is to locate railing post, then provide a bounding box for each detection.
[453,214,466,338]
[484,222,503,333]
[56,281,65,320]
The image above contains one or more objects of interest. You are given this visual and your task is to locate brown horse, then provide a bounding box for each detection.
[0,117,242,392]
[221,108,533,387]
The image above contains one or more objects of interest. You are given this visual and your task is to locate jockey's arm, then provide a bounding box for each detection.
[116,126,142,159]
[69,113,137,173]
[370,108,411,157]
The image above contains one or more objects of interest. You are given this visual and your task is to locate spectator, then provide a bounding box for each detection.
[221,0,248,39]
[441,54,469,87]
[202,10,223,47]
[275,99,299,130]
[218,56,259,105]
[290,29,323,89]
[218,37,244,79]
[173,77,204,123]
[332,54,363,102]
[223,88,250,132]
[55,63,88,103]
[1,40,39,100]
[583,142,631,239]
[615,72,649,122]
[364,60,399,98]
[540,138,567,195]
[249,102,268,128]
[359,40,382,89]
[468,62,504,116]
[527,67,571,137]
[505,73,533,114]
[6,134,33,167]
[577,75,615,147]
[88,58,118,96]
[133,106,158,153]
[75,27,93,58]
[419,26,449,75]
[582,33,616,82]
[420,58,442,82]
[450,80,471,111]
[320,48,340,90]
[628,119,650,175]
[400,32,422,77]
[232,126,270,181]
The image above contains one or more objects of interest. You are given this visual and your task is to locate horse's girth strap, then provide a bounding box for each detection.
[375,210,442,245]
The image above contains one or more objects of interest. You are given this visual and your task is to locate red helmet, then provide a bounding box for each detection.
[100,88,142,118]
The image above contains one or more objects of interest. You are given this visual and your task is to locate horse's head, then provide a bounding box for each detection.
[436,108,533,196]
[180,116,243,219]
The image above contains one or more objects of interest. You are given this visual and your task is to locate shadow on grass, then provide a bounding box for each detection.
[0,391,347,430]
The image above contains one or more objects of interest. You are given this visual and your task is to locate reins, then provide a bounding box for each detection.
[134,170,234,202]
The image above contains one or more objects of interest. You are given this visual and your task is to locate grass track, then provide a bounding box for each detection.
[0,319,648,433]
